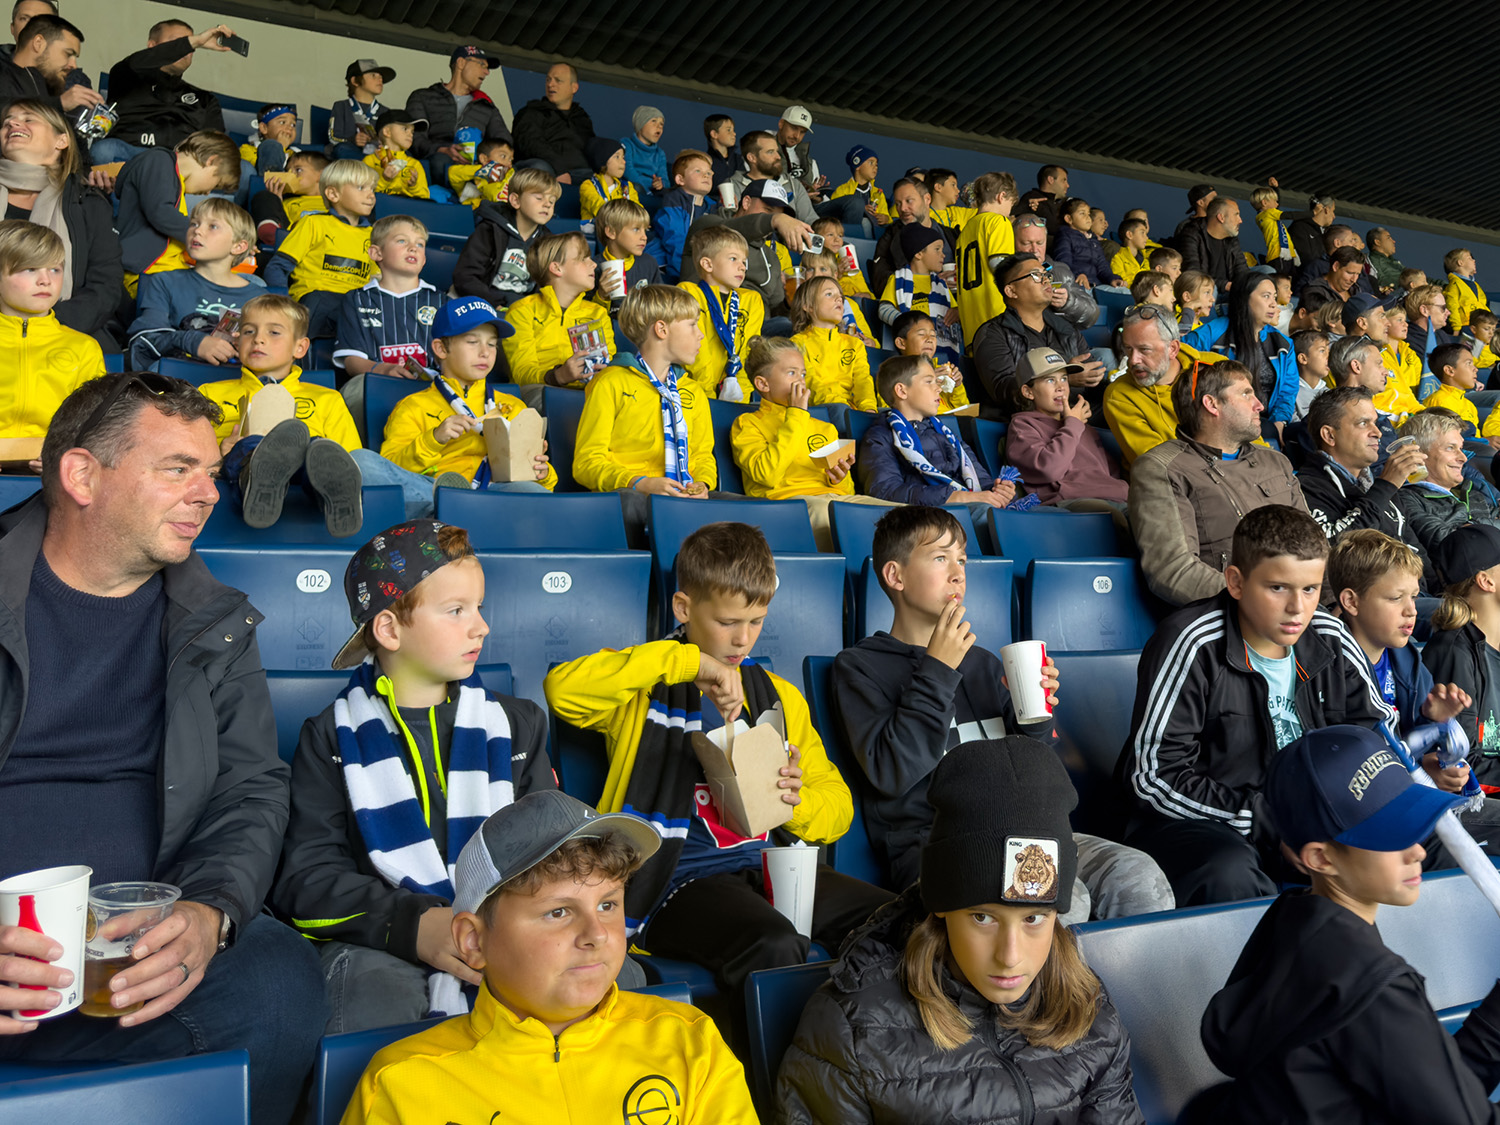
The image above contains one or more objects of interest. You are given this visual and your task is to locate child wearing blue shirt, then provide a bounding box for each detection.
[621,105,667,198]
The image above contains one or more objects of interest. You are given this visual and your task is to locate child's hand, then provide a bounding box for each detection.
[1423,683,1473,724]
[778,744,804,806]
[434,415,478,445]
[415,907,482,985]
[1421,752,1472,794]
[1074,273,1090,288]
[926,596,975,670]
[823,450,854,486]
[87,167,117,192]
[938,363,963,387]
[547,356,588,386]
[787,380,811,412]
[651,174,664,192]
[354,128,371,147]
[266,177,288,199]
[943,307,962,327]
[633,476,694,497]
[218,419,243,457]
[196,335,238,365]
[533,440,550,482]
[695,653,744,723]
[683,481,710,497]
[991,479,1018,505]
[1067,396,1092,424]
[372,362,413,378]
[404,164,419,186]
[382,161,400,179]
[1003,658,1062,710]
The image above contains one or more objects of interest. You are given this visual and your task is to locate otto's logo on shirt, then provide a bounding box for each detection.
[622,1074,681,1124]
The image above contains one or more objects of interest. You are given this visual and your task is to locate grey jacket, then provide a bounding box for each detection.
[678,211,786,315]
[0,496,287,937]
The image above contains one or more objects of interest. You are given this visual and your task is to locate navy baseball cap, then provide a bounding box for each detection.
[432,297,514,340]
[333,519,461,669]
[1342,292,1392,331]
[450,44,500,67]
[1266,725,1466,853]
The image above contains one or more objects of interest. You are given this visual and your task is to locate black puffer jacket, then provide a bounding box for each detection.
[510,97,595,174]
[1395,481,1500,589]
[404,83,510,157]
[51,174,122,345]
[776,890,1143,1125]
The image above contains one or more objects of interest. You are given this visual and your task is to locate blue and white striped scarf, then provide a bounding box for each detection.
[892,268,961,351]
[697,281,744,401]
[639,356,693,485]
[333,658,515,1016]
[433,376,496,489]
[885,408,979,492]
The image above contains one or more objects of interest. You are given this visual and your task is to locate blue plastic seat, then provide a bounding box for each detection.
[155,357,336,388]
[803,655,888,887]
[648,493,816,606]
[196,484,406,547]
[550,716,610,806]
[709,399,835,495]
[420,237,465,292]
[541,386,587,492]
[436,489,628,549]
[1023,558,1157,651]
[955,416,1008,477]
[0,1049,249,1124]
[846,409,879,445]
[745,961,833,1115]
[104,352,125,373]
[0,475,40,511]
[857,556,1012,644]
[370,195,475,239]
[988,508,1124,577]
[1050,649,1140,837]
[554,183,582,219]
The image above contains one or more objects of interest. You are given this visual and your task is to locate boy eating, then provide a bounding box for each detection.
[449,137,514,209]
[264,159,379,338]
[503,231,616,388]
[892,310,968,410]
[364,109,430,199]
[453,167,559,309]
[678,225,764,402]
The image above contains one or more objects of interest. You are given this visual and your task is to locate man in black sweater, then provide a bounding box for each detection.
[1180,196,1248,294]
[0,12,100,116]
[510,61,595,184]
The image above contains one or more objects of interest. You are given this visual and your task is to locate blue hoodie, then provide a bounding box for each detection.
[1184,316,1301,425]
[621,133,668,199]
[646,187,718,284]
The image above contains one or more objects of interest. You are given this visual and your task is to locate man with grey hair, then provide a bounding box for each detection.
[1104,304,1181,469]
[1394,409,1500,588]
[1013,213,1098,330]
[0,374,325,1121]
[1180,196,1247,294]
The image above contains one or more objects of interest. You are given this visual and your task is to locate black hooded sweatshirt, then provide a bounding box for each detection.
[1184,890,1500,1124]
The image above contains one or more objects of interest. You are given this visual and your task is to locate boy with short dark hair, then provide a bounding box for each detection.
[1292,328,1331,421]
[273,519,558,1032]
[264,158,379,337]
[545,522,891,1015]
[1150,244,1183,282]
[452,166,559,309]
[892,309,967,411]
[1110,217,1151,289]
[249,150,330,244]
[503,231,616,388]
[328,57,393,159]
[240,103,298,175]
[115,129,241,293]
[448,136,514,209]
[1130,269,1174,309]
[702,112,737,189]
[340,789,757,1122]
[1422,342,1481,431]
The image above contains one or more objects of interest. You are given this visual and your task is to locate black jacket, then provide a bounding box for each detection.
[707,146,737,190]
[776,888,1144,1125]
[0,496,286,936]
[1185,890,1500,1125]
[1119,591,1393,848]
[48,174,123,344]
[404,83,510,157]
[1396,481,1500,589]
[451,200,549,308]
[1286,216,1325,270]
[271,692,553,962]
[869,217,957,303]
[114,147,190,275]
[1421,623,1500,783]
[510,97,595,174]
[0,56,60,116]
[1298,453,1430,586]
[971,306,1090,419]
[832,634,1051,887]
[106,38,224,150]
[1179,222,1247,293]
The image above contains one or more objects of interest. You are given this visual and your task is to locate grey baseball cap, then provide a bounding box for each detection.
[452,790,661,915]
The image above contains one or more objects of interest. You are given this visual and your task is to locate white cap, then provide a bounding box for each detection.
[781,105,814,132]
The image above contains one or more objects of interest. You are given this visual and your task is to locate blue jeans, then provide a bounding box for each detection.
[0,914,326,1125]
[348,448,549,520]
[814,193,865,225]
[88,137,147,165]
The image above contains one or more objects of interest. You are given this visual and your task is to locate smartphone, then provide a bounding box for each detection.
[217,33,250,57]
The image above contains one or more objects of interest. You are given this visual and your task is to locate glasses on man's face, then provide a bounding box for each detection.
[1017,267,1054,286]
[71,373,192,452]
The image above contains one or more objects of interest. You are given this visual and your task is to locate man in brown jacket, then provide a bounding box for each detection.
[1130,359,1307,606]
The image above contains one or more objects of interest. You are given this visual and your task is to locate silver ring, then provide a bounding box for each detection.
[178,962,190,984]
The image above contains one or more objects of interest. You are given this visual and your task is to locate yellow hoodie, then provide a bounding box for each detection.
[363,148,430,199]
[731,399,856,499]
[573,359,716,492]
[1382,340,1421,390]
[1445,273,1489,333]
[380,377,557,489]
[1423,382,1479,430]
[679,282,764,401]
[503,287,616,387]
[791,326,875,412]
[0,311,105,438]
[198,366,361,451]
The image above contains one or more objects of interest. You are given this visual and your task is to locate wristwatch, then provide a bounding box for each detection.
[217,912,234,952]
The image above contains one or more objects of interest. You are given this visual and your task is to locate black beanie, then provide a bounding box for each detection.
[899,221,944,261]
[919,737,1078,915]
[585,136,624,174]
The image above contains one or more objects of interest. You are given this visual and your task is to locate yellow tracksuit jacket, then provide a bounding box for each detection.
[731,399,856,499]
[199,366,361,451]
[1373,375,1422,422]
[829,177,887,220]
[1255,207,1296,264]
[448,163,513,209]
[502,288,616,387]
[1102,375,1177,471]
[1445,273,1489,333]
[364,149,430,199]
[380,377,557,489]
[1424,383,1479,430]
[838,268,874,301]
[579,174,640,223]
[1111,247,1149,288]
[679,282,764,400]
[573,359,716,492]
[0,311,105,438]
[1383,341,1421,390]
[792,326,875,412]
[340,982,757,1125]
[544,639,852,845]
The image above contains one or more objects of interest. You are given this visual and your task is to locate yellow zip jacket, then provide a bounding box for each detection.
[678,282,764,400]
[1373,374,1422,422]
[502,288,616,387]
[380,377,557,489]
[573,358,716,492]
[1255,206,1296,264]
[1102,375,1177,471]
[1383,340,1421,390]
[731,399,856,499]
[448,163,513,208]
[1484,406,1500,440]
[1445,273,1489,332]
[199,366,361,451]
[931,205,975,231]
[792,326,875,411]
[1424,383,1479,429]
[1110,247,1148,288]
[340,982,756,1125]
[0,311,105,438]
[838,267,874,301]
[363,148,430,199]
[578,174,640,223]
[545,639,853,845]
[954,211,1015,347]
[829,177,887,219]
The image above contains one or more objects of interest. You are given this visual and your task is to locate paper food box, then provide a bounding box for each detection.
[810,438,855,463]
[482,407,546,483]
[239,383,297,437]
[0,436,42,471]
[690,707,794,839]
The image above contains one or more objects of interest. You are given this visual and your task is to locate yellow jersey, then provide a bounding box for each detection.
[954,212,1014,347]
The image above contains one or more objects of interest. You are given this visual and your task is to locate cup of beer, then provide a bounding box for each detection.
[1386,435,1428,483]
[81,882,181,1018]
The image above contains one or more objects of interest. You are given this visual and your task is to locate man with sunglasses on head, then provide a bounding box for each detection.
[1013,213,1098,331]
[0,374,325,1125]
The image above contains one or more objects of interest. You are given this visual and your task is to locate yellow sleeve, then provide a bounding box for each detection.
[770,673,853,844]
[828,178,856,201]
[338,1060,400,1125]
[306,389,361,451]
[1483,405,1500,439]
[573,372,638,492]
[276,217,316,267]
[682,1016,759,1125]
[502,299,550,385]
[849,342,875,412]
[686,392,717,489]
[447,163,479,192]
[579,180,602,222]
[198,378,248,442]
[545,641,701,735]
[497,393,557,490]
[1255,211,1277,257]
[379,391,446,471]
[732,410,806,495]
[1445,277,1473,333]
[1103,383,1161,469]
[878,275,898,306]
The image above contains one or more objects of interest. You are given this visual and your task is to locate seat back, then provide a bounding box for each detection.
[802,656,888,887]
[421,238,465,292]
[541,386,587,492]
[989,509,1122,577]
[1049,649,1139,837]
[0,476,40,512]
[745,962,833,1116]
[155,357,336,388]
[1377,868,1500,1012]
[1024,558,1157,650]
[707,397,756,496]
[1073,898,1272,1124]
[436,490,628,550]
[827,502,982,586]
[104,352,125,373]
[0,1049,250,1124]
[550,716,609,805]
[370,195,475,239]
[363,374,426,450]
[196,484,406,547]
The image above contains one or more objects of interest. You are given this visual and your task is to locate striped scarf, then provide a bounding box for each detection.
[639,355,692,485]
[892,268,960,350]
[697,281,745,401]
[433,376,495,489]
[333,659,515,1016]
[884,408,979,493]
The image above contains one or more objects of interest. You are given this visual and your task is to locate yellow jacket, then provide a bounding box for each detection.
[792,327,875,411]
[448,163,513,208]
[1424,382,1479,430]
[0,312,105,438]
[1383,340,1421,390]
[579,174,640,223]
[545,639,852,845]
[573,359,716,492]
[1110,247,1148,288]
[1373,374,1422,422]
[1485,404,1500,440]
[1255,207,1296,264]
[938,367,971,412]
[199,366,361,451]
[502,288,616,387]
[363,149,430,199]
[1445,273,1489,333]
[829,178,887,219]
[1102,375,1177,471]
[275,212,373,300]
[380,377,557,489]
[931,205,976,231]
[341,982,756,1125]
[838,267,874,301]
[679,282,764,400]
[731,399,856,499]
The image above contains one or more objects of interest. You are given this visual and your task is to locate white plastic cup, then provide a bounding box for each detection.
[600,259,627,300]
[0,865,92,1019]
[718,182,736,210]
[762,845,818,938]
[841,244,858,272]
[1000,640,1052,725]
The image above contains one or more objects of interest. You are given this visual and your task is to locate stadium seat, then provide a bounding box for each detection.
[1084,323,1115,349]
[705,399,837,497]
[1050,649,1139,837]
[196,484,405,547]
[857,556,1012,644]
[104,352,125,373]
[550,716,609,806]
[989,508,1124,577]
[541,386,587,491]
[650,496,816,573]
[828,501,983,588]
[846,409,878,445]
[0,476,40,511]
[745,961,833,1115]
[435,489,628,549]
[1072,898,1271,1124]
[420,237,465,292]
[803,655,888,887]
[1023,558,1157,651]
[956,416,1007,477]
[156,357,337,389]
[1375,868,1500,1013]
[1094,287,1134,322]
[0,1049,250,1124]
[555,183,582,219]
[370,195,475,239]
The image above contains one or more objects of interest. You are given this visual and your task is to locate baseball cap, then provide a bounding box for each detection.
[1434,523,1500,589]
[742,178,792,209]
[1266,725,1466,853]
[451,44,500,67]
[1017,347,1085,383]
[452,790,661,915]
[780,105,814,132]
[1341,292,1391,331]
[1187,183,1217,209]
[432,297,515,340]
[372,108,427,131]
[333,520,463,670]
[346,59,396,82]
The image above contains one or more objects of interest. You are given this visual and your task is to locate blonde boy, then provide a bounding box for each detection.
[810,216,875,300]
[453,166,558,309]
[1382,304,1422,393]
[678,225,764,402]
[265,158,378,337]
[503,231,616,388]
[953,170,1018,347]
[592,198,661,308]
[364,110,430,199]
[116,130,241,291]
[1250,184,1297,268]
[0,222,104,442]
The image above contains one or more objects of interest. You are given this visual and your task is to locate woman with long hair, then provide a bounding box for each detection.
[776,737,1143,1124]
[0,99,121,345]
[1185,270,1298,428]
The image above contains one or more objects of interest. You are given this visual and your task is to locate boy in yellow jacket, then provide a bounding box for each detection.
[1443,247,1488,333]
[503,232,616,389]
[544,522,893,1017]
[732,336,857,500]
[381,297,556,493]
[341,790,758,1125]
[0,223,105,447]
[892,311,969,412]
[1421,343,1481,433]
[678,225,764,402]
[578,137,640,226]
[448,137,514,209]
[363,110,430,199]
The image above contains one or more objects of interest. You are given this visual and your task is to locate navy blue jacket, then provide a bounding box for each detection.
[646,187,715,284]
[856,409,993,505]
[1051,226,1113,287]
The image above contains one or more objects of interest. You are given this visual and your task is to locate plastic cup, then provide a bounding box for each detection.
[1386,436,1428,483]
[81,882,180,1018]
[999,640,1052,725]
[718,183,736,210]
[0,865,92,1019]
[600,259,627,300]
[762,845,817,938]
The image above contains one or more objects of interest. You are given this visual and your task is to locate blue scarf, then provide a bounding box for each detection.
[433,376,496,489]
[638,356,692,484]
[884,408,979,492]
[697,281,744,401]
[333,659,515,1015]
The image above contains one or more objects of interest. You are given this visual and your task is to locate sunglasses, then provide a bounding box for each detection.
[72,373,193,452]
[1123,303,1170,322]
